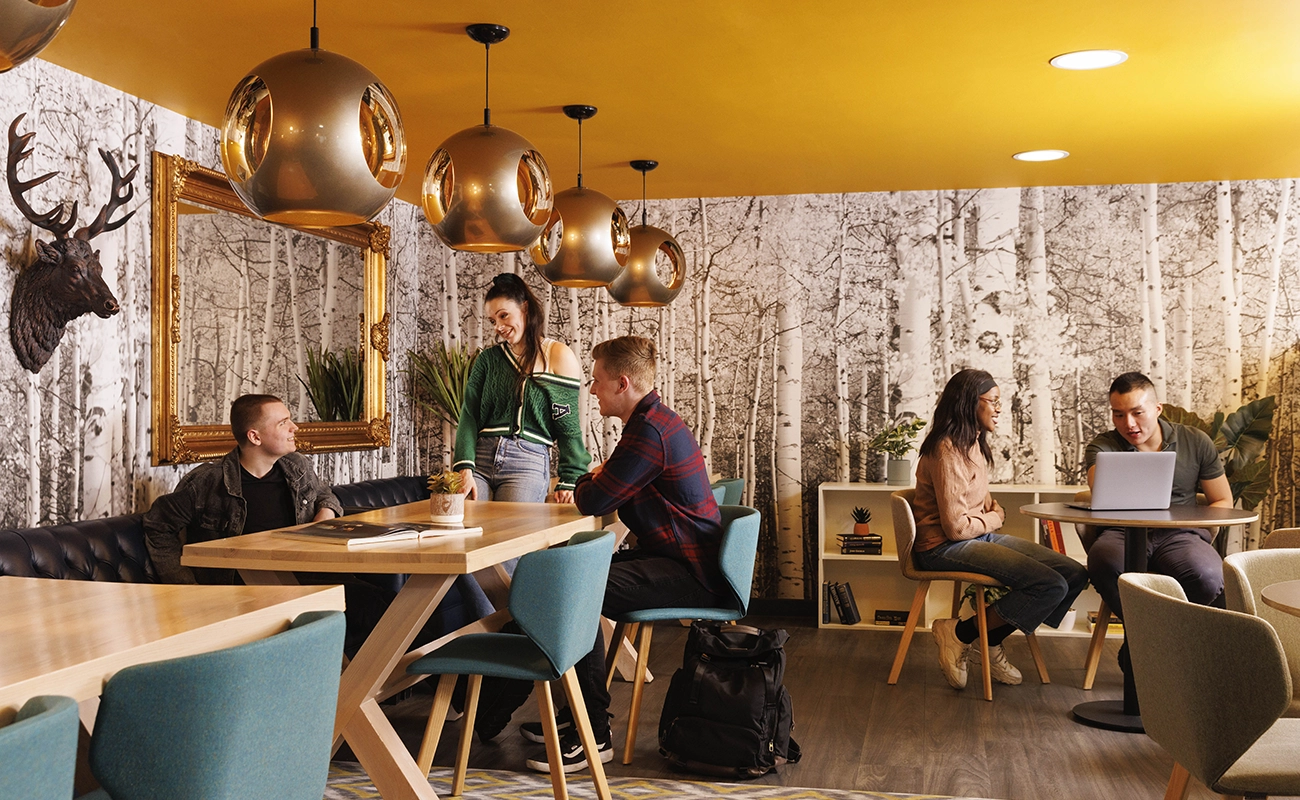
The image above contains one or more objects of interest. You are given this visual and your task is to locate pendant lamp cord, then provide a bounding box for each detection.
[641,170,648,226]
[310,0,319,49]
[483,43,492,126]
[576,118,585,189]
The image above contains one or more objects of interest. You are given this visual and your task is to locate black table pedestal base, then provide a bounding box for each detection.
[1071,700,1144,733]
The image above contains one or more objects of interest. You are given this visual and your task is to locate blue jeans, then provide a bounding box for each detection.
[472,436,551,502]
[913,533,1088,633]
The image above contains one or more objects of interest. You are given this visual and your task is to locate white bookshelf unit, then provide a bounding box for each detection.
[817,482,1110,638]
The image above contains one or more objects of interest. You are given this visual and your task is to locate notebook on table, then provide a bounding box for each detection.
[1068,451,1177,511]
[276,519,483,548]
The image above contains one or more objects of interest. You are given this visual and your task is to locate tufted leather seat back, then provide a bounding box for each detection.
[0,515,153,582]
[331,477,430,514]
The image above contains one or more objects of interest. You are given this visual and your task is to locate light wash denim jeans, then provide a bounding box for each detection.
[912,533,1088,633]
[472,436,551,503]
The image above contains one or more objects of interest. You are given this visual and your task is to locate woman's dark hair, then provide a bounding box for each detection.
[918,369,996,465]
[485,273,546,389]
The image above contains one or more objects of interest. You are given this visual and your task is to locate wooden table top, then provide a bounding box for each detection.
[0,577,344,721]
[182,499,599,575]
[1019,502,1258,528]
[1261,579,1300,618]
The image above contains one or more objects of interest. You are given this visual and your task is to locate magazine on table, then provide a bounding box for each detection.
[276,518,483,548]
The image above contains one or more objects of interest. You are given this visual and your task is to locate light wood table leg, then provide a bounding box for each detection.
[238,569,299,585]
[334,573,455,800]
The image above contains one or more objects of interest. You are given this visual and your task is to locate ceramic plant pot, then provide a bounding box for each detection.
[853,522,871,536]
[429,493,466,524]
[886,458,912,486]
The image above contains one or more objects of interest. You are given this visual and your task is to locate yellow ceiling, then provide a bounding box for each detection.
[36,0,1300,203]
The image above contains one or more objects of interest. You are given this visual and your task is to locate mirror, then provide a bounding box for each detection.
[150,151,390,465]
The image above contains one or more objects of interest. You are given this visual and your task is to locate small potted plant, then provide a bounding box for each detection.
[866,416,927,486]
[427,469,467,524]
[851,507,872,536]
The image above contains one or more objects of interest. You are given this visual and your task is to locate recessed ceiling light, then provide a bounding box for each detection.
[1050,50,1128,70]
[1013,149,1070,162]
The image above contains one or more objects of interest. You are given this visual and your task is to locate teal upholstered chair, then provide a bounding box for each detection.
[0,695,79,800]
[711,478,745,506]
[1118,573,1300,800]
[604,505,760,764]
[711,485,726,504]
[81,610,344,800]
[408,531,615,800]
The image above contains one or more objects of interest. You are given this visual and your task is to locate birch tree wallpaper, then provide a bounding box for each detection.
[3,58,1300,600]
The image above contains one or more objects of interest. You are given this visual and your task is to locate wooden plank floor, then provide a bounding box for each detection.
[375,615,1262,800]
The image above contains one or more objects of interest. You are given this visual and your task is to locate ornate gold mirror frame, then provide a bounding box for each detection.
[150,151,391,465]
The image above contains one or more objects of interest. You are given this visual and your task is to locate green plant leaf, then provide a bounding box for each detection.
[1214,396,1275,475]
[299,346,365,422]
[1230,459,1270,511]
[407,343,480,427]
[1160,404,1211,434]
[866,416,927,459]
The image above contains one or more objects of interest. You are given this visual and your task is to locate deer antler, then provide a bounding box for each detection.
[7,114,78,239]
[75,147,138,241]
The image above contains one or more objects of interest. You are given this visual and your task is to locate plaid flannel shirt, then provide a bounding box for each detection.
[574,390,724,595]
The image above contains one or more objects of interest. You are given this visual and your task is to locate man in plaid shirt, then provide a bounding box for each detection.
[520,335,726,774]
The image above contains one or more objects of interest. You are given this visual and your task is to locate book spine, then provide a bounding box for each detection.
[821,582,831,624]
[829,581,846,623]
[841,582,862,625]
[834,582,861,625]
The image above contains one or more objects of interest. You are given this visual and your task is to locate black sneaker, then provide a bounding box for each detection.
[519,708,613,744]
[525,729,613,774]
[519,706,575,743]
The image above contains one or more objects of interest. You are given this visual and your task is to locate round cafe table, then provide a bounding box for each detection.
[1261,579,1300,618]
[1020,502,1258,733]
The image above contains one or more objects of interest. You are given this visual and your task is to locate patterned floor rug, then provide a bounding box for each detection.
[324,763,984,800]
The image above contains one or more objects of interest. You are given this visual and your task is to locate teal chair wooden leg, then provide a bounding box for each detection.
[560,668,612,800]
[535,679,568,800]
[416,673,457,775]
[622,622,654,764]
[452,675,482,797]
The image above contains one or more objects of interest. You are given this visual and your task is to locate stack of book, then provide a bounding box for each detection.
[821,581,862,625]
[1087,610,1125,635]
[838,533,883,555]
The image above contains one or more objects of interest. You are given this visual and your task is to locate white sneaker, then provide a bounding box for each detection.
[931,618,969,690]
[973,642,1023,685]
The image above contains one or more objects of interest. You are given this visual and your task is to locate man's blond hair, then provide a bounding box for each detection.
[592,336,656,391]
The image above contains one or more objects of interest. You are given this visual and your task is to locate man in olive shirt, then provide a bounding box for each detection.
[144,394,341,584]
[1084,372,1232,619]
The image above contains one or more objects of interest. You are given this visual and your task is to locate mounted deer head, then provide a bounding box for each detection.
[6,114,137,373]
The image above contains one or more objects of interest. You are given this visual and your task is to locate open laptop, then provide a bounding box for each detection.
[1068,451,1177,511]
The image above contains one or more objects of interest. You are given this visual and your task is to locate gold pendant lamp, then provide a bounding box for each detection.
[423,24,553,253]
[607,160,686,307]
[530,105,631,287]
[220,0,407,227]
[1,0,76,72]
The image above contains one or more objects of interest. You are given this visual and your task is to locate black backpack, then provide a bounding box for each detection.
[657,623,802,778]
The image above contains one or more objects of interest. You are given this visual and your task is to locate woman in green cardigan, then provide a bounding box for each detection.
[454,273,591,503]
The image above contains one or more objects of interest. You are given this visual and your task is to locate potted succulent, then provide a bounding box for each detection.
[427,469,467,524]
[851,507,872,536]
[866,416,927,486]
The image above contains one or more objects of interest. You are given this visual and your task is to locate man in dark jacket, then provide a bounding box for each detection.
[144,394,342,584]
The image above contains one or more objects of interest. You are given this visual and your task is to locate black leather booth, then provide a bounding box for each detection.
[0,514,152,582]
[331,476,429,515]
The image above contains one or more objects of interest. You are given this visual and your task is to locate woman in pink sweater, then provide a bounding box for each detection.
[912,369,1087,691]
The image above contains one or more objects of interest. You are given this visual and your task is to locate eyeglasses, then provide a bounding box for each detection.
[981,398,1003,412]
